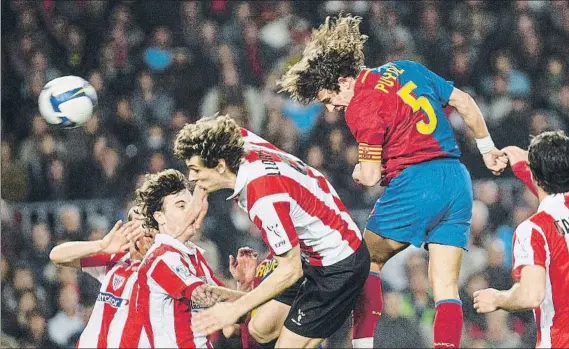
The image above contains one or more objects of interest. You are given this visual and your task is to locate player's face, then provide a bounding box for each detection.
[316,78,356,112]
[159,189,193,234]
[186,156,225,193]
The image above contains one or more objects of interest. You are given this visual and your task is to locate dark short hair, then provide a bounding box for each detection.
[135,169,188,230]
[528,131,569,195]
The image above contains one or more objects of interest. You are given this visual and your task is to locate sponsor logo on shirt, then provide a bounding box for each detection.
[97,292,129,308]
[255,258,278,281]
[174,265,192,281]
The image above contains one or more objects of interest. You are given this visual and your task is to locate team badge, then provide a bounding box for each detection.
[112,275,125,290]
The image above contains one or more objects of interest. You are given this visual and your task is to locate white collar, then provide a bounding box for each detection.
[154,234,197,255]
[227,160,249,200]
[538,193,567,212]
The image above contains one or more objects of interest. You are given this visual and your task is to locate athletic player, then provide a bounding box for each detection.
[278,14,508,348]
[133,169,224,348]
[49,213,152,348]
[474,131,569,348]
[240,127,382,349]
[174,116,370,348]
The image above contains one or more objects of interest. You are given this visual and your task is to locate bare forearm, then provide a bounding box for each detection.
[216,287,248,301]
[49,240,104,267]
[233,265,301,316]
[496,284,541,312]
[449,89,490,139]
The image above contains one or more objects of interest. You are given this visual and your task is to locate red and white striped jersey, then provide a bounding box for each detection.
[135,234,221,348]
[228,131,363,267]
[77,252,148,348]
[512,193,569,348]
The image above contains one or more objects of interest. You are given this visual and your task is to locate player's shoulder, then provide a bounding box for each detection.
[515,213,548,237]
[141,243,185,268]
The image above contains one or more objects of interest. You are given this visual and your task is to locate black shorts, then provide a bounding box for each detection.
[274,277,303,306]
[283,242,370,339]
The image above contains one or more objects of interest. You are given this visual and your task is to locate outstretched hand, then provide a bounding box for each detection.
[473,288,500,313]
[174,186,209,241]
[194,302,241,335]
[191,284,226,307]
[482,148,508,176]
[229,247,258,287]
[100,220,142,254]
[501,146,529,166]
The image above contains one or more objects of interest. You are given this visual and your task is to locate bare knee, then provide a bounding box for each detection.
[364,229,409,271]
[248,316,280,343]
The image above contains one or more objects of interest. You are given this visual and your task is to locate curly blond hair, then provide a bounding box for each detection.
[174,115,244,173]
[278,13,368,104]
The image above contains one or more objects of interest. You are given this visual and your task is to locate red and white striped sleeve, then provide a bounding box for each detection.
[148,251,205,299]
[511,161,538,197]
[246,177,299,256]
[80,252,126,283]
[511,221,547,280]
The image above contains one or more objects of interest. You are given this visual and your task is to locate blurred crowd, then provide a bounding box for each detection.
[2,1,569,348]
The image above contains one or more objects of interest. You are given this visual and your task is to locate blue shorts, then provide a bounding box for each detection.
[366,158,473,249]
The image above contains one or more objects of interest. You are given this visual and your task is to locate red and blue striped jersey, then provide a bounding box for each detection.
[345,60,461,185]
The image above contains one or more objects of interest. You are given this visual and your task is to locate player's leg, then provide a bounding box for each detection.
[279,242,370,349]
[247,300,290,348]
[321,315,351,348]
[351,248,405,349]
[248,277,303,346]
[428,244,464,349]
[425,161,473,349]
[275,326,324,348]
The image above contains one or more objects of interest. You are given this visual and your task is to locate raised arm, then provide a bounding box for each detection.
[448,87,507,175]
[49,220,139,268]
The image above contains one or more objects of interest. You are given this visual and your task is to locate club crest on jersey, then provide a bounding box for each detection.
[112,275,126,290]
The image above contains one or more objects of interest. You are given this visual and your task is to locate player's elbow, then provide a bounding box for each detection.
[49,247,64,265]
[524,287,545,309]
[448,88,474,112]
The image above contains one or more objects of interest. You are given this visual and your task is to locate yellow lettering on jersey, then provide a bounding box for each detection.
[374,64,405,94]
[397,81,438,135]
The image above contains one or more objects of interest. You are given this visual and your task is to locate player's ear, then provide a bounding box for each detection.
[153,211,165,226]
[216,159,227,174]
[338,76,351,89]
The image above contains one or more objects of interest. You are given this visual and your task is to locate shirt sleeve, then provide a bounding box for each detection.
[511,222,547,280]
[246,178,299,256]
[345,93,386,163]
[80,252,126,283]
[149,251,205,299]
[512,161,538,197]
[413,61,455,105]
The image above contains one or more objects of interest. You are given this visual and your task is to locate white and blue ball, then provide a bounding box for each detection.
[38,76,98,128]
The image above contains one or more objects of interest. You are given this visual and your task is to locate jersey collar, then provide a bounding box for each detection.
[154,233,198,255]
[538,193,567,212]
[227,158,249,200]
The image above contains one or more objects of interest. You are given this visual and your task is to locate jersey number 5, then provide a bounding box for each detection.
[397,81,437,135]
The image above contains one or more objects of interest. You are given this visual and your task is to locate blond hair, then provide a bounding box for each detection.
[174,115,244,173]
[278,13,368,104]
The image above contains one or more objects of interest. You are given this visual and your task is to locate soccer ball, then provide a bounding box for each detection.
[38,76,98,128]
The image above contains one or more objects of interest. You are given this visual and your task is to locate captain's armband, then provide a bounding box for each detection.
[358,143,382,162]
